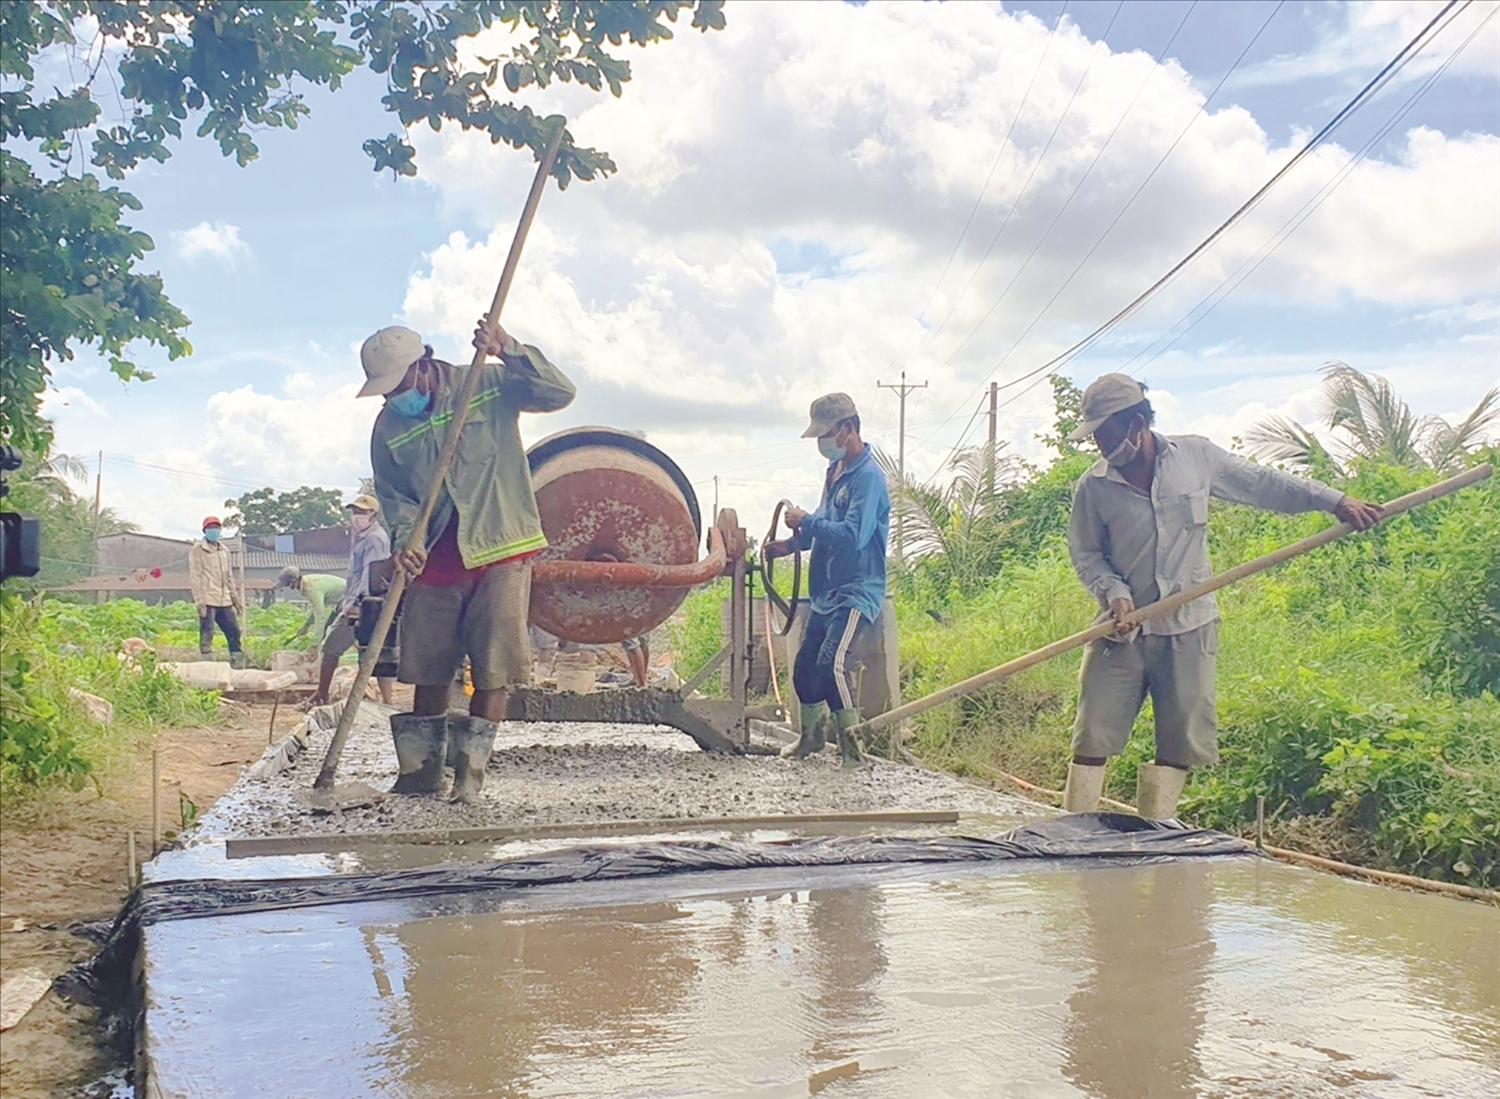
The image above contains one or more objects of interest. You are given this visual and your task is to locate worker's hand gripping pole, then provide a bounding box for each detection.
[856,463,1493,742]
[315,127,565,791]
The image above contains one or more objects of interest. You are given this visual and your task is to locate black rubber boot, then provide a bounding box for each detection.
[390,714,449,795]
[782,703,829,759]
[833,709,866,770]
[447,715,499,803]
[229,651,247,671]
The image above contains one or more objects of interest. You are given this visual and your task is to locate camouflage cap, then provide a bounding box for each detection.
[802,392,859,438]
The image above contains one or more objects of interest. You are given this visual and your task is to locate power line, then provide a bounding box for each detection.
[1119,0,1500,379]
[919,0,1192,381]
[926,0,1469,462]
[905,1,1127,380]
[984,2,1495,438]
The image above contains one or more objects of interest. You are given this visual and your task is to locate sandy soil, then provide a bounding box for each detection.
[0,700,314,1099]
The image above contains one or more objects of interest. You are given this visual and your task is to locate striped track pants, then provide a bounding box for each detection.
[793,607,865,712]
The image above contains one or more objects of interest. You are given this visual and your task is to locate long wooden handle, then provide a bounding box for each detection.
[315,127,564,791]
[858,463,1492,738]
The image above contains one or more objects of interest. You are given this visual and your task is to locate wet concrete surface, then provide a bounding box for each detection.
[188,703,1048,842]
[140,856,1500,1098]
[137,710,1499,1096]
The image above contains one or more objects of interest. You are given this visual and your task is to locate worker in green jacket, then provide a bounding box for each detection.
[361,316,575,802]
[277,567,346,643]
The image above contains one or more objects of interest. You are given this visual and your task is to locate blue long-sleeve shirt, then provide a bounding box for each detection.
[792,445,890,621]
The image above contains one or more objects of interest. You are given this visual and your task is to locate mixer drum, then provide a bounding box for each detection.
[527,428,704,645]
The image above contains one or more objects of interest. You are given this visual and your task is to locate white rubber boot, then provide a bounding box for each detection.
[1062,763,1105,813]
[1136,763,1188,821]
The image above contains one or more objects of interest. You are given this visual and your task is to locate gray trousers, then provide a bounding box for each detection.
[1072,620,1218,767]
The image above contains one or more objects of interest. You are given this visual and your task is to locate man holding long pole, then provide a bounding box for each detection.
[1062,374,1382,820]
[359,317,575,801]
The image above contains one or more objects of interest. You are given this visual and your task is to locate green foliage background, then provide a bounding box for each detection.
[670,443,1500,889]
[0,595,308,798]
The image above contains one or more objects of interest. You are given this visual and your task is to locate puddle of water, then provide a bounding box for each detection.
[141,857,1499,1098]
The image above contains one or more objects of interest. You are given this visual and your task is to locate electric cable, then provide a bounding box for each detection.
[923,0,1470,463]
[919,0,1195,380]
[1119,0,1499,378]
[907,0,1284,464]
[873,0,1074,441]
[903,0,1126,378]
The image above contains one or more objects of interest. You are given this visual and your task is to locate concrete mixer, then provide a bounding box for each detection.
[508,426,765,753]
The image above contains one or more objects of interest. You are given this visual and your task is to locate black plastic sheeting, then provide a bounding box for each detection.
[59,813,1250,1038]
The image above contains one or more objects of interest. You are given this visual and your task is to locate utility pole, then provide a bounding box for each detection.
[877,371,926,560]
[92,450,103,575]
[987,382,998,448]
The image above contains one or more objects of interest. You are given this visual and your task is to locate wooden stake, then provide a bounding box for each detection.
[316,125,565,791]
[268,691,282,746]
[1256,795,1266,852]
[151,748,160,855]
[857,464,1492,737]
[127,830,137,887]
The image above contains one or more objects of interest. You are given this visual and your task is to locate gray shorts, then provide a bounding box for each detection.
[321,615,358,659]
[1072,620,1219,767]
[399,558,532,690]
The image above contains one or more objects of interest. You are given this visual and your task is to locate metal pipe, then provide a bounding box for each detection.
[857,463,1492,738]
[532,526,727,587]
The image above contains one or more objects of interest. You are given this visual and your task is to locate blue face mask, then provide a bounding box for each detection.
[818,435,846,463]
[204,528,220,543]
[387,386,432,419]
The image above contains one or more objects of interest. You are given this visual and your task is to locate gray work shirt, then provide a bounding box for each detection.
[1068,433,1344,636]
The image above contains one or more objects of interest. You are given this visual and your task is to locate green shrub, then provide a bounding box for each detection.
[0,594,224,797]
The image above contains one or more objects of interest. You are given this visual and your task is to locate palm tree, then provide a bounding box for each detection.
[878,440,1027,596]
[1245,363,1499,476]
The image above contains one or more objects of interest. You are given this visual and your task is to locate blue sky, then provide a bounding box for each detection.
[33,0,1500,537]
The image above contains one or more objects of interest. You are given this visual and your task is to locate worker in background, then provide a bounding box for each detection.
[1063,374,1382,819]
[622,634,650,688]
[764,393,891,769]
[363,317,574,801]
[290,494,395,708]
[189,516,245,669]
[276,566,345,643]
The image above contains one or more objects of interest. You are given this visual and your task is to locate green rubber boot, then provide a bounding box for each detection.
[833,708,866,770]
[782,703,829,759]
[390,714,450,796]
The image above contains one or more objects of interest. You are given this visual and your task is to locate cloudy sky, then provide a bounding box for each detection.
[36,0,1500,539]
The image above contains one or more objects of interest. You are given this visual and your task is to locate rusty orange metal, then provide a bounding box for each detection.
[527,428,715,644]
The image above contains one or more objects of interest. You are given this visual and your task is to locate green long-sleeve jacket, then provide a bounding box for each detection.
[370,337,575,567]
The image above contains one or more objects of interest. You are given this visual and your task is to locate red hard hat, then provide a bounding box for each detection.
[202,516,222,528]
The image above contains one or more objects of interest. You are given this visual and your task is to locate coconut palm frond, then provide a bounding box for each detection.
[1420,387,1500,472]
[1320,362,1426,469]
[1243,414,1323,474]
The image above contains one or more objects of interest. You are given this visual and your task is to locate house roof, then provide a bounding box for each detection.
[243,550,349,571]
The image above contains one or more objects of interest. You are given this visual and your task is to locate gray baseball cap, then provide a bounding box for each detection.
[1068,373,1147,441]
[802,392,859,438]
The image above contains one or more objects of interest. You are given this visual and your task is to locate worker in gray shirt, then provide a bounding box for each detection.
[1062,374,1382,820]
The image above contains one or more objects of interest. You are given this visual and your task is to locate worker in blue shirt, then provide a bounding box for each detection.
[765,393,891,768]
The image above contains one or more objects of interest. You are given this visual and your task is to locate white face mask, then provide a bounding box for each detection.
[1103,422,1144,467]
[350,512,376,533]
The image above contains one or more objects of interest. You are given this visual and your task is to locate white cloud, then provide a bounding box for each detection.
[394,0,1496,509]
[41,385,107,418]
[1231,0,1500,89]
[171,221,250,263]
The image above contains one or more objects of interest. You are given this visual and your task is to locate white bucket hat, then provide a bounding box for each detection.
[358,326,425,398]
